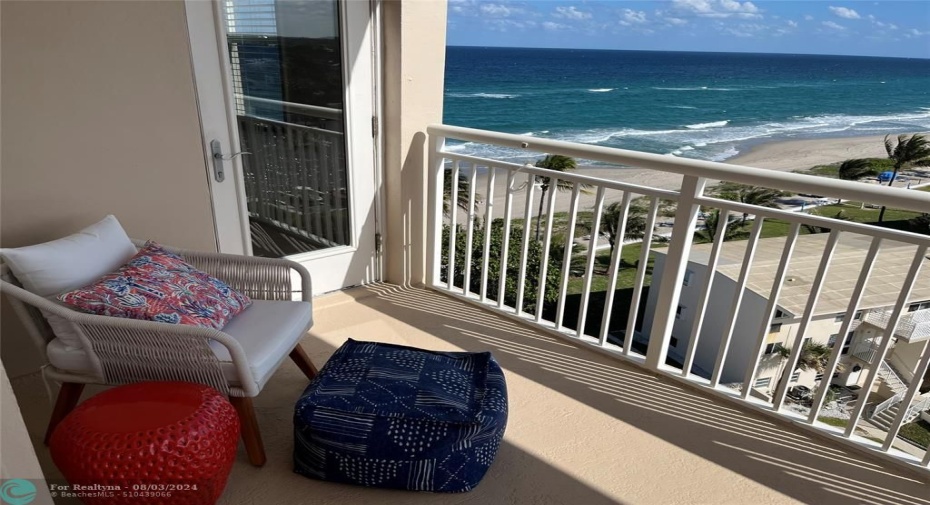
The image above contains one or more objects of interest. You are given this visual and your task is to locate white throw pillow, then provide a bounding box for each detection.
[1,215,137,349]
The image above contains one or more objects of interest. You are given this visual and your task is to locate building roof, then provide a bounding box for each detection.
[669,233,930,316]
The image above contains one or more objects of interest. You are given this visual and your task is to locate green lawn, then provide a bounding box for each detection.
[918,185,930,193]
[804,164,840,178]
[899,420,930,449]
[817,416,849,428]
[810,202,923,223]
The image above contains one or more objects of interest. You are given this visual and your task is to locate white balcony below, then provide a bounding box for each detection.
[864,308,930,343]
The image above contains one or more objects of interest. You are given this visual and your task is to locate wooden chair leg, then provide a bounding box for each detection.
[45,382,84,445]
[289,345,318,381]
[229,396,266,467]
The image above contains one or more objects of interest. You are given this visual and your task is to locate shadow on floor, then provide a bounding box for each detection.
[343,284,930,505]
[9,333,623,505]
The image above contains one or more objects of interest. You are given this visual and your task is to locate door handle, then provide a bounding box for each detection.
[210,139,250,183]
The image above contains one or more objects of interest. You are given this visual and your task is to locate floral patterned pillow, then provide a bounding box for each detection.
[58,241,251,329]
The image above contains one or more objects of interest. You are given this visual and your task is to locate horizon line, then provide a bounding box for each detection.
[445,45,930,61]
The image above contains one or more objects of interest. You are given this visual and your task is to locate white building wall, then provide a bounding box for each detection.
[887,340,924,380]
[645,252,871,391]
[645,255,772,383]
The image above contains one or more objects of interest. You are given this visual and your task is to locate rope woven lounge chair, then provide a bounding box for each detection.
[1,238,317,467]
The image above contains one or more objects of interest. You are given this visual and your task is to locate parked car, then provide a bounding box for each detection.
[787,385,812,402]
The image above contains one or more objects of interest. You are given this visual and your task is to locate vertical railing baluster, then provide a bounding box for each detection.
[844,245,928,438]
[515,172,536,314]
[535,184,559,323]
[645,176,706,370]
[556,184,582,329]
[462,164,478,296]
[480,167,496,302]
[425,134,445,287]
[330,136,347,245]
[285,126,299,231]
[807,237,882,422]
[742,222,801,397]
[681,209,731,377]
[319,132,335,243]
[274,125,287,226]
[772,230,842,409]
[599,192,632,346]
[710,216,766,388]
[309,134,324,238]
[497,170,517,310]
[252,122,269,222]
[300,130,313,238]
[447,161,460,291]
[577,187,607,338]
[333,134,352,245]
[624,197,660,356]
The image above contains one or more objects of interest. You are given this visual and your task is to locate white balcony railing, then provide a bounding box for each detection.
[864,307,930,342]
[426,124,930,472]
[235,97,349,254]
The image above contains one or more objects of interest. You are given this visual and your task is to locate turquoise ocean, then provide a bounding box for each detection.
[442,47,930,164]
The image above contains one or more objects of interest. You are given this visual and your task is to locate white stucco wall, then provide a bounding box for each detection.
[1,0,217,378]
[381,0,448,287]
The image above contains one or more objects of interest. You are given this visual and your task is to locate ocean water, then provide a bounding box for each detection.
[443,47,930,164]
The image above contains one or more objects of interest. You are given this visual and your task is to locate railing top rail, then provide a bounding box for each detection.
[441,151,680,200]
[242,95,343,121]
[239,114,344,137]
[428,124,930,215]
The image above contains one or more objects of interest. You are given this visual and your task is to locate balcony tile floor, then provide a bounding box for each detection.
[11,285,930,504]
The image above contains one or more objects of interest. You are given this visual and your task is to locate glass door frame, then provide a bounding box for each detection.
[185,0,381,295]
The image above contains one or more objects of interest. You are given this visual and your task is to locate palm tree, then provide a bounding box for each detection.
[600,199,649,256]
[802,210,851,234]
[443,166,480,216]
[837,158,878,182]
[773,341,834,373]
[712,182,787,224]
[879,134,930,222]
[534,155,583,241]
[694,208,744,242]
[837,158,878,205]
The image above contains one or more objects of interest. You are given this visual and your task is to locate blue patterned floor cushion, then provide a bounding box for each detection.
[293,339,508,492]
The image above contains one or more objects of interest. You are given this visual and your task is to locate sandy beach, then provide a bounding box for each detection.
[464,133,926,220]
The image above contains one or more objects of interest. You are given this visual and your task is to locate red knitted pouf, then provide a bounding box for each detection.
[49,382,239,505]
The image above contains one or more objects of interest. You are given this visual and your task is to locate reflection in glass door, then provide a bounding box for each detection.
[223,0,350,257]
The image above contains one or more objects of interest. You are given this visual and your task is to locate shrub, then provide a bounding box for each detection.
[440,218,562,314]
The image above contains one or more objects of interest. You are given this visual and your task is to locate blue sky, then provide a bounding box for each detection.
[447,1,930,58]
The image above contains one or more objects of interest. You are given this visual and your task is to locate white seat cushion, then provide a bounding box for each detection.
[46,299,313,391]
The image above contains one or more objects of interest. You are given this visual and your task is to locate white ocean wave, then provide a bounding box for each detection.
[441,108,930,163]
[685,120,729,129]
[653,86,736,91]
[446,92,519,99]
[667,105,698,109]
[709,147,740,161]
[444,143,468,152]
[588,88,615,93]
